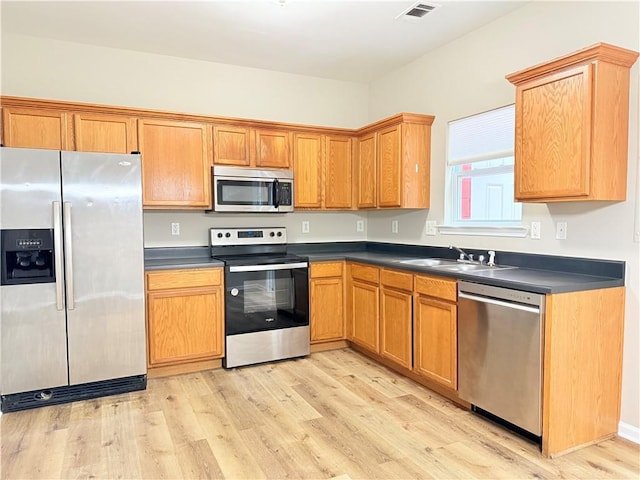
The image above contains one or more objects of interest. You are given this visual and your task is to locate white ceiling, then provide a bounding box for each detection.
[1,1,528,83]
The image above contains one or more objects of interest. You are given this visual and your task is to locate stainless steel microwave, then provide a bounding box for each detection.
[212,166,294,213]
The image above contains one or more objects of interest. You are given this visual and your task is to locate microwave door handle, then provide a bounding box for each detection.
[273,179,280,208]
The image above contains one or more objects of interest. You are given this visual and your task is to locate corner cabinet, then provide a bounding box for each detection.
[506,42,639,202]
[145,268,224,368]
[309,262,346,343]
[138,118,212,208]
[357,113,434,209]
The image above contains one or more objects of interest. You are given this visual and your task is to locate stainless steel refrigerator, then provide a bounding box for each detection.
[0,147,146,412]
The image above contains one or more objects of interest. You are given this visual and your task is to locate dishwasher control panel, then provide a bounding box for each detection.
[458,281,543,307]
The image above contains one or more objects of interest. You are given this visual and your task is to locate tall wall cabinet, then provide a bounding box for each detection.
[506,42,639,202]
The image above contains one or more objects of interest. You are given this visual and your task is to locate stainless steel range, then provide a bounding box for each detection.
[210,227,309,368]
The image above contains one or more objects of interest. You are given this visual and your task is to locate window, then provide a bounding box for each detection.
[445,105,522,229]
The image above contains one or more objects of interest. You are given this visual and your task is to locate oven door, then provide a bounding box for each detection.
[225,262,309,336]
[214,176,278,212]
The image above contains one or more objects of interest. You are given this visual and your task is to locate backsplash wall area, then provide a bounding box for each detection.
[143,210,368,247]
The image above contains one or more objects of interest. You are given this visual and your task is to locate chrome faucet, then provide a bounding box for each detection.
[449,245,473,263]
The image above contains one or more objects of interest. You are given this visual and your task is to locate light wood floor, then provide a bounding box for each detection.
[1,348,638,479]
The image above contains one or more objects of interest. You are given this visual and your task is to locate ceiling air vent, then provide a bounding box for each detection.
[396,2,440,22]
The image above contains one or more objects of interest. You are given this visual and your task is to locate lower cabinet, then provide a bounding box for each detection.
[348,263,380,353]
[309,261,346,343]
[413,274,458,390]
[380,269,414,369]
[145,268,224,367]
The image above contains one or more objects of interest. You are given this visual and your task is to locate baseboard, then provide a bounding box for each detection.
[618,422,640,444]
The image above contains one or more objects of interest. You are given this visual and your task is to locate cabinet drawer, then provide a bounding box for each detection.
[381,269,413,292]
[310,261,344,278]
[414,274,456,302]
[350,263,379,284]
[147,268,222,291]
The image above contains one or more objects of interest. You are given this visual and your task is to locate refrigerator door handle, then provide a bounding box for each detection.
[53,201,65,311]
[63,201,75,310]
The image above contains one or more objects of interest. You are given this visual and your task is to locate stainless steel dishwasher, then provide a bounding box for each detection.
[458,281,545,438]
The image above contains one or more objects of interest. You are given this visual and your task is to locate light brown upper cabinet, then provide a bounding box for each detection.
[212,125,251,166]
[293,133,354,210]
[212,125,291,169]
[2,107,71,150]
[506,43,638,202]
[357,113,434,209]
[74,113,137,154]
[138,118,212,209]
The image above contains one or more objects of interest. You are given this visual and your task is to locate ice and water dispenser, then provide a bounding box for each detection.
[0,229,55,286]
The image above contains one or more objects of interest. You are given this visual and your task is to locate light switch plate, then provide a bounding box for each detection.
[171,222,180,236]
[391,220,399,234]
[356,220,365,232]
[555,221,567,240]
[302,221,310,234]
[530,221,541,239]
[425,220,437,236]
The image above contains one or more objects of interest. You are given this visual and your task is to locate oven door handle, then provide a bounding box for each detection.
[228,262,308,273]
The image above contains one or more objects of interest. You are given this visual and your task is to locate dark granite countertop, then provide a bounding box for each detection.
[144,242,624,294]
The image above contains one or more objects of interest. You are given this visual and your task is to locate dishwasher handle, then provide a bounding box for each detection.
[458,291,541,314]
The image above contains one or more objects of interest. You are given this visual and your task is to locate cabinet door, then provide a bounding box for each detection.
[377,124,402,207]
[380,288,413,369]
[293,133,323,208]
[350,280,379,353]
[310,277,345,342]
[74,113,137,153]
[147,286,224,366]
[515,64,592,200]
[357,133,377,208]
[324,136,353,209]
[212,125,251,166]
[255,129,291,168]
[2,107,69,150]
[138,119,211,208]
[414,295,457,389]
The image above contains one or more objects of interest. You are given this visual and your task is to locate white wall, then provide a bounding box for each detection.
[368,1,640,432]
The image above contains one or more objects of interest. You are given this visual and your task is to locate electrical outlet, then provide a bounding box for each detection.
[425,220,437,236]
[530,221,541,239]
[391,220,398,234]
[555,221,567,240]
[171,222,180,236]
[302,221,310,234]
[356,220,365,232]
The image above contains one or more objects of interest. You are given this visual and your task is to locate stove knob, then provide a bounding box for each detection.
[225,233,231,238]
[277,232,282,237]
[217,233,223,238]
[270,232,275,237]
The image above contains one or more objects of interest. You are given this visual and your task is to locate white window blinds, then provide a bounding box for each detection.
[447,104,515,166]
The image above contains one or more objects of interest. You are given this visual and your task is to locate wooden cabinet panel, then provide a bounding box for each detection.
[2,107,69,150]
[147,268,222,291]
[138,119,211,208]
[515,66,591,199]
[310,277,345,343]
[380,287,412,369]
[357,133,377,208]
[213,125,251,166]
[380,268,413,292]
[507,43,638,202]
[255,128,290,168]
[324,136,353,209]
[377,125,402,208]
[310,261,343,278]
[414,275,456,302]
[350,263,379,284]
[147,286,223,366]
[146,268,224,367]
[350,280,379,353]
[293,133,323,208]
[74,113,137,154]
[413,295,457,389]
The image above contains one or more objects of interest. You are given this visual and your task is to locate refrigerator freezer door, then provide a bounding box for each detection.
[61,152,146,385]
[0,148,69,394]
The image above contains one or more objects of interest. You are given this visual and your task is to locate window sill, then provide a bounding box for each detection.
[437,225,529,238]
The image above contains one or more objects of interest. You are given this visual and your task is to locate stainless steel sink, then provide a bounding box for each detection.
[430,263,517,272]
[396,258,458,267]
